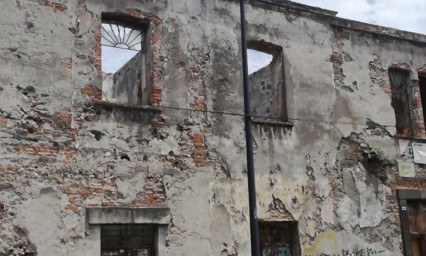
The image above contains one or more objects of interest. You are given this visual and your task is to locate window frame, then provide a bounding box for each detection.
[418,76,426,133]
[100,12,153,106]
[258,220,301,256]
[388,66,426,138]
[101,224,156,256]
[389,68,412,137]
[247,40,288,122]
[397,189,426,256]
[86,207,169,256]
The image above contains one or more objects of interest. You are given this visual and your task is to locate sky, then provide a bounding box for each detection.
[292,0,426,35]
[248,0,426,74]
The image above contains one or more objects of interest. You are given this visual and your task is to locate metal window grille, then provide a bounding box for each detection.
[101,224,155,256]
[101,21,144,51]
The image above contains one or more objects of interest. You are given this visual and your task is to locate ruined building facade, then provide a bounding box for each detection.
[1,0,426,255]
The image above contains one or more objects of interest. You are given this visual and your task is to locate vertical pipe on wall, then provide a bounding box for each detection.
[239,0,261,255]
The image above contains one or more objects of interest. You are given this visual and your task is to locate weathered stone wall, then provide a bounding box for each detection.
[1,0,426,256]
[250,66,274,118]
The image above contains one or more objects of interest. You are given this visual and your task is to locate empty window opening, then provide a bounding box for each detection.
[248,41,286,121]
[419,76,426,131]
[101,14,151,105]
[101,224,155,256]
[258,221,301,256]
[389,69,411,136]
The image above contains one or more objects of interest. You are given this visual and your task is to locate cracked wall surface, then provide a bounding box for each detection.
[1,0,426,255]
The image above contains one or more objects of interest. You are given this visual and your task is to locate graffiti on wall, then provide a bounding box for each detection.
[303,231,388,256]
[263,245,292,256]
[305,246,385,256]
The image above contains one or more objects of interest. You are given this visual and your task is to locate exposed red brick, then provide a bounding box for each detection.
[151,26,163,45]
[101,202,116,207]
[192,149,208,167]
[90,187,105,193]
[65,203,79,213]
[14,145,77,157]
[151,121,166,129]
[149,16,162,26]
[81,84,102,100]
[93,30,102,76]
[15,145,59,156]
[69,128,78,141]
[192,98,205,111]
[0,165,18,171]
[52,112,71,130]
[61,58,72,69]
[151,86,163,106]
[64,147,77,158]
[0,117,8,126]
[193,133,204,147]
[39,0,67,13]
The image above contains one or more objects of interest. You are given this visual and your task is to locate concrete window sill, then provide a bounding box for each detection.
[93,100,162,113]
[251,117,294,128]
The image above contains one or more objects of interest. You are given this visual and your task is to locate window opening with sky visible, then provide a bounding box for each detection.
[101,15,150,105]
[248,41,287,121]
[101,21,143,73]
[248,49,273,75]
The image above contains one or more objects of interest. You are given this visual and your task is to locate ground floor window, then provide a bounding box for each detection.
[258,221,300,256]
[101,224,156,256]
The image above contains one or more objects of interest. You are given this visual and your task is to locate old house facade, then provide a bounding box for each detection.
[1,0,426,255]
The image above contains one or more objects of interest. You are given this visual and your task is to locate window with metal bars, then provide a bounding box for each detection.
[101,224,156,256]
[258,221,300,256]
[100,14,152,105]
[101,21,144,51]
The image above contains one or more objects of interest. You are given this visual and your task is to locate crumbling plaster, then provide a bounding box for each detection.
[1,0,426,255]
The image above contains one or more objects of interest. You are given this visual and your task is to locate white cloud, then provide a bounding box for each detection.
[292,0,426,34]
[247,49,273,74]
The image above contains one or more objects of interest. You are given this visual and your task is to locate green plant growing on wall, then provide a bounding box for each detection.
[361,147,389,182]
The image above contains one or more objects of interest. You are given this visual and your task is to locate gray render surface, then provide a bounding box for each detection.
[1,0,426,256]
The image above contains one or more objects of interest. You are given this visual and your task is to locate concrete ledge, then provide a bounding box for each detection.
[87,207,170,225]
[398,189,426,200]
[252,117,294,128]
[225,0,337,21]
[331,17,426,45]
[93,100,162,112]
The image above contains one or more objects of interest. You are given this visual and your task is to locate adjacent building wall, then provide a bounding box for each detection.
[250,66,274,118]
[1,0,426,255]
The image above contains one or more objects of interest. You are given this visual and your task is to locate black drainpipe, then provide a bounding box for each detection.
[239,1,261,255]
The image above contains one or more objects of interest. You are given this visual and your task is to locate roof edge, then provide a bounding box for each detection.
[245,0,337,20]
[229,0,426,44]
[331,17,426,45]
